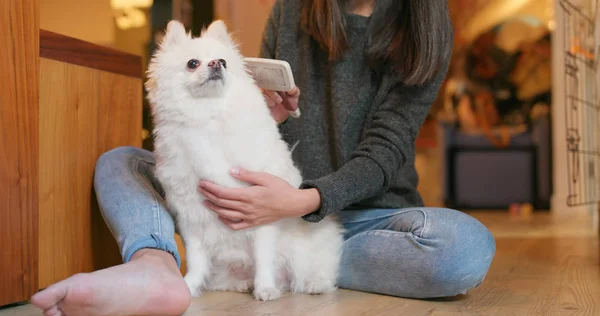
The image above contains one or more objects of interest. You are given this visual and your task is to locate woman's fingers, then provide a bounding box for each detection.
[262,89,290,123]
[286,86,300,98]
[262,87,301,122]
[199,181,249,201]
[203,200,246,221]
[277,86,300,112]
[265,96,277,108]
[199,187,248,212]
[218,216,253,230]
[262,89,282,108]
[271,104,290,123]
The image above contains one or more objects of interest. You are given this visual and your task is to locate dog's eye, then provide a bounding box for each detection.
[219,59,227,69]
[187,59,200,69]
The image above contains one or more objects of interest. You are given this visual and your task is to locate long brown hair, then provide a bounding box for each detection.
[301,0,453,85]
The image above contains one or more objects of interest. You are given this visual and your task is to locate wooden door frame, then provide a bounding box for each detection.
[0,0,40,307]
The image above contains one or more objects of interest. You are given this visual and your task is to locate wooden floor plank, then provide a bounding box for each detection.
[2,211,598,315]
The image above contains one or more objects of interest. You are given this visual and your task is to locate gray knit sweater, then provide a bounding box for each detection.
[260,0,451,222]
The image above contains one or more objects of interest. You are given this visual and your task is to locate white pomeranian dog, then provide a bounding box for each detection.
[145,19,344,301]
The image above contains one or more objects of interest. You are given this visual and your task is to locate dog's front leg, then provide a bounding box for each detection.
[179,225,210,297]
[252,225,281,301]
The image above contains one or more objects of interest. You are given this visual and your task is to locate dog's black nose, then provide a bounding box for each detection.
[208,59,226,69]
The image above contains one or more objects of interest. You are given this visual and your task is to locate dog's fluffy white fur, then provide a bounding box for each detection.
[145,20,344,301]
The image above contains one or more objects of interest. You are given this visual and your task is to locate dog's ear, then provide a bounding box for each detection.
[162,20,188,47]
[203,20,236,48]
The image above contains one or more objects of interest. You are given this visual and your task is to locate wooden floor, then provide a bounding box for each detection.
[2,210,599,316]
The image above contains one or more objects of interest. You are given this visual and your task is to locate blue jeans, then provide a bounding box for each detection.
[94,146,496,299]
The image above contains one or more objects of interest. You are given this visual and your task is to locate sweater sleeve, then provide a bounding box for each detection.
[300,59,451,222]
[258,0,282,59]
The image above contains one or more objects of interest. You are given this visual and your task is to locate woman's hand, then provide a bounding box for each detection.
[262,86,300,124]
[198,167,320,230]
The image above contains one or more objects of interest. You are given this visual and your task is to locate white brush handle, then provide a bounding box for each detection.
[289,108,301,118]
[244,57,301,118]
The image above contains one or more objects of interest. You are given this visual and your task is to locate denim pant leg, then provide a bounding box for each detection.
[93,146,181,267]
[337,207,496,298]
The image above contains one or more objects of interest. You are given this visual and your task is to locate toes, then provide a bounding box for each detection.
[31,285,68,310]
[43,305,62,316]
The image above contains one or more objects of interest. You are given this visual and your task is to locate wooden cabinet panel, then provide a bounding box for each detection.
[0,0,40,307]
[1,4,143,305]
[35,29,143,289]
[38,58,143,289]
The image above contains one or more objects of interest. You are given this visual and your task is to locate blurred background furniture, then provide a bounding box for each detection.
[1,0,143,306]
[441,114,552,210]
[437,13,554,211]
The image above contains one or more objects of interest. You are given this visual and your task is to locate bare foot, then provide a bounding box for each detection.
[31,249,191,316]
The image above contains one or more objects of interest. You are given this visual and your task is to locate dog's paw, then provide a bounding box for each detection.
[236,280,253,293]
[184,275,203,297]
[253,286,281,301]
[187,284,202,298]
[303,279,337,295]
[226,279,252,293]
